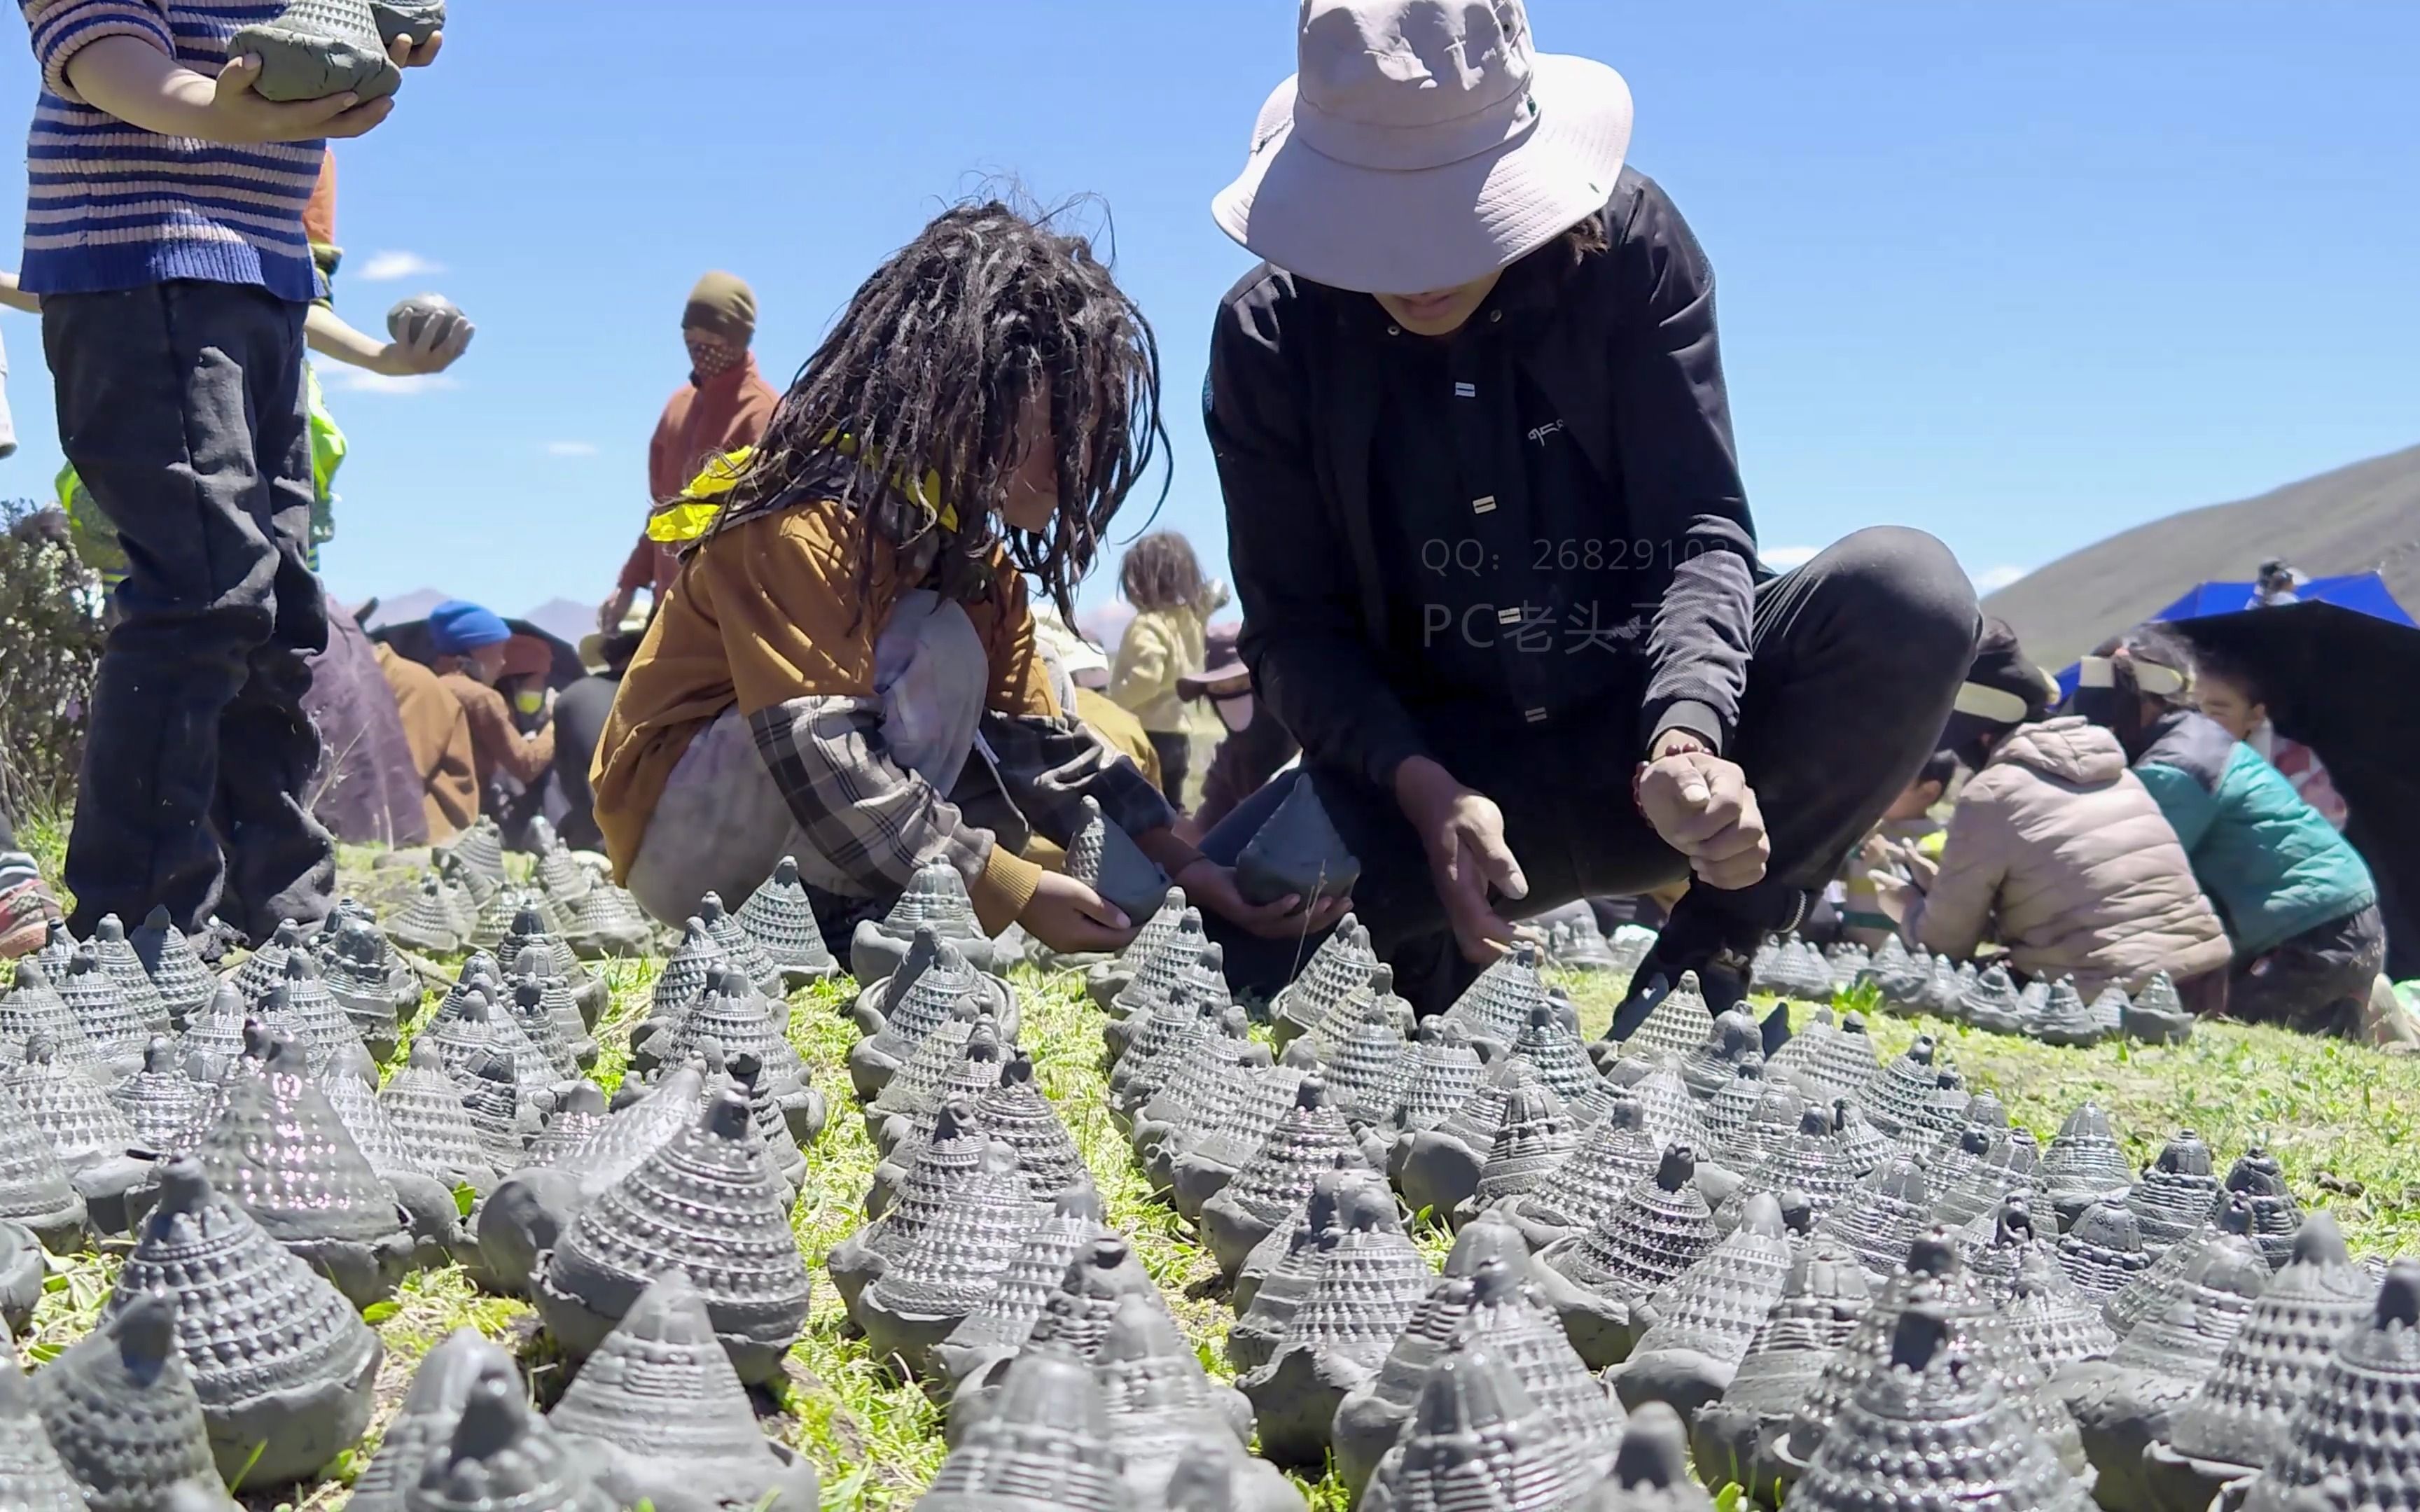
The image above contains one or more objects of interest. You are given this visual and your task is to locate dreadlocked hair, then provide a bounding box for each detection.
[1118,531,1207,612]
[722,197,1167,626]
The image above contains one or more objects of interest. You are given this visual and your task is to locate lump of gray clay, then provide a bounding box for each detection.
[0,1336,90,1512]
[228,0,401,104]
[342,1329,513,1512]
[1236,774,1361,907]
[1064,795,1172,924]
[0,1218,42,1336]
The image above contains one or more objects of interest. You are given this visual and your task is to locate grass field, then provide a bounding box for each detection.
[13,838,2420,1508]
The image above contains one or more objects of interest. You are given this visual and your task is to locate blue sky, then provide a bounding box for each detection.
[3,1,2414,633]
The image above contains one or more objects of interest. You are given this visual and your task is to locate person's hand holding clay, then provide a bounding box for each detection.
[1396,755,1526,963]
[374,305,475,376]
[1019,869,1135,955]
[1173,856,1354,941]
[1636,732,1770,891]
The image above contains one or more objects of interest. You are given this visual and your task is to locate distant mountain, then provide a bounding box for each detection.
[1984,442,2420,666]
[521,598,596,646]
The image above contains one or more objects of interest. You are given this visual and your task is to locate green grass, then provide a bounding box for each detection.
[19,848,2420,1508]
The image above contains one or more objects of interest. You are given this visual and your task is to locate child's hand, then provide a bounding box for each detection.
[387,30,444,69]
[373,309,475,376]
[1019,870,1136,955]
[211,55,393,141]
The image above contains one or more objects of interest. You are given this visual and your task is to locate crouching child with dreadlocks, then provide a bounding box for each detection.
[591,200,1351,955]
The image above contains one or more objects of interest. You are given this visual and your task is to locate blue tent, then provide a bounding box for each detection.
[2056,571,2414,696]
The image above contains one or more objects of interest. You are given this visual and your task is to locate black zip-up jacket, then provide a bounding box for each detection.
[1206,169,1757,792]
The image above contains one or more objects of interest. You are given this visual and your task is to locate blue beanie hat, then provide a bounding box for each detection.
[428,600,513,656]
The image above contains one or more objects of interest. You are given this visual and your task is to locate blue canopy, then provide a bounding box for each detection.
[2055,570,2414,696]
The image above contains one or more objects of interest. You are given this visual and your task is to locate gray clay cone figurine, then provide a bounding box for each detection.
[2,959,103,1070]
[63,939,154,1070]
[2035,976,2103,1047]
[737,855,840,988]
[317,1059,460,1260]
[0,1340,90,1511]
[1688,1236,1872,1496]
[380,1042,501,1192]
[1817,1153,1933,1283]
[1235,772,1361,907]
[347,1329,513,1512]
[2146,1213,2377,1508]
[192,1029,411,1308]
[569,878,653,960]
[524,1082,609,1168]
[1169,1061,1310,1219]
[870,1012,1008,1154]
[2132,1130,2222,1251]
[699,891,785,1001]
[853,929,982,1098]
[175,986,249,1089]
[405,1371,613,1512]
[1932,1126,2042,1231]
[2230,1260,2420,1512]
[1394,1055,1550,1226]
[830,1097,989,1315]
[265,951,366,1075]
[2217,1149,2305,1273]
[861,1138,1047,1378]
[1509,1092,1661,1251]
[2056,1194,2154,1302]
[1267,914,1375,1048]
[2104,1194,2259,1340]
[1851,1034,1942,1139]
[390,875,464,955]
[1611,969,1720,1070]
[2037,1100,2137,1227]
[943,1236,1170,1443]
[1454,1079,1578,1228]
[1571,1404,1716,1512]
[1202,1074,1369,1276]
[1228,1166,1359,1371]
[0,1078,88,1249]
[1065,794,1173,923]
[1441,940,1552,1054]
[223,920,302,1009]
[1237,1171,1435,1469]
[1372,1018,1483,1139]
[1358,1340,1596,1512]
[132,906,214,1032]
[1786,1303,2094,1512]
[6,1036,148,1231]
[852,858,1009,983]
[1967,1198,2118,1373]
[1305,992,1409,1127]
[1538,1144,1720,1371]
[536,1086,811,1385]
[548,1270,821,1512]
[1085,883,1190,1011]
[1712,1105,1858,1235]
[1676,1004,1765,1104]
[1615,1190,1795,1418]
[1509,999,1606,1108]
[320,918,403,1059]
[1106,906,1211,1043]
[2124,969,2195,1044]
[108,1037,211,1157]
[1094,1293,1264,1505]
[32,1290,222,1512]
[935,1183,1111,1385]
[918,1338,1129,1512]
[967,1052,1087,1203]
[111,1158,383,1486]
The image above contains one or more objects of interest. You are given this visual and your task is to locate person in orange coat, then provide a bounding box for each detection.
[426,601,556,804]
[599,272,780,630]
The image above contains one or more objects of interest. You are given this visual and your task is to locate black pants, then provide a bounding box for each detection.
[1200,528,1979,1011]
[46,281,334,941]
[1148,730,1192,811]
[550,673,620,854]
[2229,904,2386,1038]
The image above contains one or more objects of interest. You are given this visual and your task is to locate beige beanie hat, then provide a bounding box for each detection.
[683,270,757,344]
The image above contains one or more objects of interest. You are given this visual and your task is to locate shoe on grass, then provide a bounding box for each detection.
[0,855,62,960]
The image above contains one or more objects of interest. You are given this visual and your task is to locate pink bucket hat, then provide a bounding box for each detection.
[1213,0,1634,295]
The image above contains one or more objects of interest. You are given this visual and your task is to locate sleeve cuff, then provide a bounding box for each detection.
[1644,699,1727,759]
[34,4,174,104]
[1361,729,1433,794]
[968,845,1043,936]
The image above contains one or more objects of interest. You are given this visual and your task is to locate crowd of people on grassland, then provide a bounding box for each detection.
[0,0,2403,1051]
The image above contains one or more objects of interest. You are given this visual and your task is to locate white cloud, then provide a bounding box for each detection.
[545,440,599,458]
[1971,564,2030,593]
[356,249,445,283]
[331,369,459,396]
[1760,544,1820,570]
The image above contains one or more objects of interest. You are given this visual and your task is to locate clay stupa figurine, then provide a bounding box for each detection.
[1356,1340,1597,1512]
[389,875,465,955]
[2033,976,2103,1048]
[112,1159,382,1485]
[407,1372,615,1512]
[2057,1194,2154,1303]
[378,1042,501,1192]
[1711,1106,1858,1235]
[945,1236,1175,1443]
[958,1052,1087,1203]
[192,1027,411,1307]
[653,968,821,1144]
[1063,794,1173,923]
[1615,1190,1795,1417]
[536,1088,812,1384]
[697,891,785,1002]
[1966,1199,2120,1372]
[1267,914,1375,1049]
[851,858,1015,981]
[861,1139,1047,1377]
[1393,1056,1556,1224]
[2042,1207,2271,1512]
[1688,1236,1873,1494]
[2123,970,2195,1044]
[503,967,587,1082]
[2143,1214,2377,1512]
[1084,885,1191,1014]
[1816,1154,1933,1283]
[1507,1092,1662,1252]
[547,1271,821,1512]
[1786,1303,2095,1512]
[1676,1005,1765,1103]
[223,920,302,1009]
[920,1337,1130,1512]
[1235,774,1361,908]
[263,952,366,1076]
[1851,1035,1943,1140]
[1508,1000,1605,1109]
[1365,1016,1483,1140]
[319,917,405,1059]
[852,930,1001,1099]
[567,878,653,960]
[2217,1149,2306,1273]
[1761,1006,1837,1093]
[1314,993,1413,1126]
[108,1037,211,1156]
[2227,1261,2420,1512]
[1,959,102,1070]
[1201,1075,1368,1275]
[1716,1077,1807,1175]
[130,906,216,1032]
[830,1093,988,1312]
[1093,1293,1269,1506]
[933,1184,1113,1386]
[1794,1011,1883,1107]
[0,1340,90,1512]
[345,1330,508,1512]
[31,1290,223,1512]
[6,1036,148,1231]
[523,1082,609,1168]
[1932,1127,2043,1230]
[1609,969,1721,1071]
[1167,1060,1309,1217]
[1454,1080,1579,1228]
[1537,1144,1720,1371]
[88,918,171,1035]
[316,1060,461,1261]
[1440,941,1553,1056]
[736,856,842,988]
[1229,1167,1360,1370]
[1570,1404,1718,1512]
[1237,1172,1434,1468]
[1960,962,2029,1035]
[2036,1100,2138,1226]
[2103,1195,2259,1341]
[632,918,727,1066]
[1,1078,90,1249]
[498,904,606,1032]
[869,1012,1008,1153]
[1700,1063,1770,1152]
[2131,1130,2223,1252]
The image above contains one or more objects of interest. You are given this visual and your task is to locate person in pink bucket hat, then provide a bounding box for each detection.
[1198,0,1982,1047]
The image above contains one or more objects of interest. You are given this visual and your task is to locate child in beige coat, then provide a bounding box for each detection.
[1109,531,1228,807]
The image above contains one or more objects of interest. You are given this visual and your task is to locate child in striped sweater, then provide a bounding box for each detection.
[18,0,437,948]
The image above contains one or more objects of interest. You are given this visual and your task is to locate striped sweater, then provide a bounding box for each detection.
[19,0,322,299]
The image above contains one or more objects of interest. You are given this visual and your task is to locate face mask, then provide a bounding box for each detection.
[514,689,545,716]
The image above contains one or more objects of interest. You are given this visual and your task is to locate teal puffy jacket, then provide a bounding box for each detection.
[2132,710,2374,958]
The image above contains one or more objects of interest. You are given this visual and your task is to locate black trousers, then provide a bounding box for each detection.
[1148,730,1192,812]
[46,281,334,941]
[2229,904,2386,1038]
[1200,528,1980,1011]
